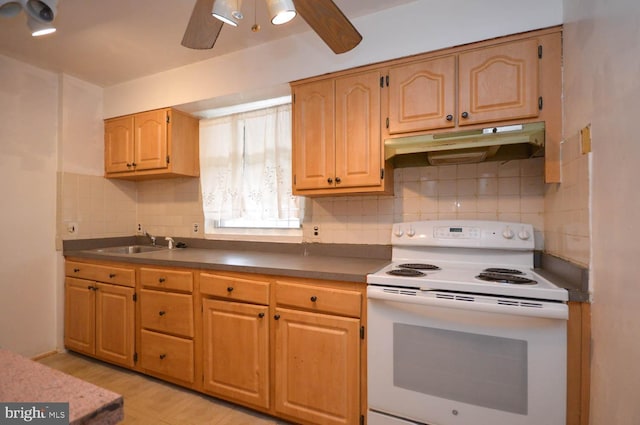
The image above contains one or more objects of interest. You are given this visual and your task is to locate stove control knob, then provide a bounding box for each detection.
[518,228,531,240]
[406,227,416,237]
[394,227,404,237]
[502,226,515,239]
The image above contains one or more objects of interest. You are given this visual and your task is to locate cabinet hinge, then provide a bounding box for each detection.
[379,76,384,88]
[166,112,170,124]
[134,352,138,363]
[380,168,384,180]
[360,414,365,425]
[385,75,389,87]
[538,45,543,59]
[360,326,365,340]
[166,155,170,164]
[293,175,296,185]
[133,293,137,302]
[386,117,389,129]
[538,96,543,110]
[292,93,295,103]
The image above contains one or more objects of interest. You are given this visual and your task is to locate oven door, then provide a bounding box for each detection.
[367,286,567,425]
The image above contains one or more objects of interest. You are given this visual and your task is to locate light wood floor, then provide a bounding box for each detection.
[38,352,291,425]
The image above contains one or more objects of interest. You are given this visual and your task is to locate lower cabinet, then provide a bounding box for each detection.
[274,307,361,425]
[64,262,135,368]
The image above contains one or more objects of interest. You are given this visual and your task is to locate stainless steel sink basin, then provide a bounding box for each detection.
[93,245,167,254]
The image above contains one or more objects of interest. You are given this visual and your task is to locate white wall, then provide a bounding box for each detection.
[0,55,59,357]
[562,0,640,423]
[104,0,563,117]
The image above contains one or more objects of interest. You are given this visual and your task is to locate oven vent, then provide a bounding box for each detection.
[382,288,418,296]
[435,293,475,302]
[498,299,544,308]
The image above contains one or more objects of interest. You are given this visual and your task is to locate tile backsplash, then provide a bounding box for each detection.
[58,157,545,248]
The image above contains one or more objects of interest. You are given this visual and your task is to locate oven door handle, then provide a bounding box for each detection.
[367,287,568,320]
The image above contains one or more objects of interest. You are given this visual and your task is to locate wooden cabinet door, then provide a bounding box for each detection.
[202,299,269,409]
[64,278,96,355]
[274,307,360,425]
[334,70,382,189]
[458,38,540,126]
[292,79,335,190]
[94,282,135,368]
[388,55,456,133]
[104,116,134,174]
[134,109,168,171]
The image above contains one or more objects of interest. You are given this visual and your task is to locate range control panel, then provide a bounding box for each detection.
[391,220,535,250]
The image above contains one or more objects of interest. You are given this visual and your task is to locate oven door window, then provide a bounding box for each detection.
[394,323,528,414]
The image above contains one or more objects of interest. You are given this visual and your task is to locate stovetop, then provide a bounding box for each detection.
[367,220,568,302]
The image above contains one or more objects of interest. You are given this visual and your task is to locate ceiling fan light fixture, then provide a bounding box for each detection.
[27,15,55,36]
[212,0,243,27]
[25,0,56,22]
[266,0,296,25]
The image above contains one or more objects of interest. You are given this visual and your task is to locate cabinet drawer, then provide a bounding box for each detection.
[140,329,194,383]
[65,261,135,287]
[200,273,270,305]
[140,289,194,337]
[140,267,193,292]
[275,281,361,318]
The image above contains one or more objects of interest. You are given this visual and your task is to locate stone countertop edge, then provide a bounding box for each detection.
[0,349,124,425]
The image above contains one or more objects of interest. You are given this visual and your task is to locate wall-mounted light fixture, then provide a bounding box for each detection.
[0,0,57,36]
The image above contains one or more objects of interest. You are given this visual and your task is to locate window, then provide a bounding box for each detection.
[199,100,303,241]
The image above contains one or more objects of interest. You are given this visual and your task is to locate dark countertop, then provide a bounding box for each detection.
[64,238,391,283]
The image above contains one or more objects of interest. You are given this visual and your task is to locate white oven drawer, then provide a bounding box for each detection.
[368,410,421,425]
[367,286,567,425]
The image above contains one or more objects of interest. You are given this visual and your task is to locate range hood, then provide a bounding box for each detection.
[385,122,545,167]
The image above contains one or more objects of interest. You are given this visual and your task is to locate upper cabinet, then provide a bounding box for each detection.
[291,70,393,196]
[104,108,199,180]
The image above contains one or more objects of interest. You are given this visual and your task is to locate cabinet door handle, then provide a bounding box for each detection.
[258,312,265,318]
[131,162,137,167]
[109,273,116,278]
[126,163,132,168]
[327,178,333,184]
[158,311,166,316]
[310,296,318,302]
[335,177,341,184]
[159,354,166,360]
[274,314,281,320]
[227,286,234,293]
[87,285,93,290]
[461,111,469,119]
[74,268,80,273]
[446,114,453,121]
[158,277,166,283]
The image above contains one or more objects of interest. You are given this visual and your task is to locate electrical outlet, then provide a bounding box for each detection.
[137,223,143,234]
[309,224,320,242]
[192,223,200,234]
[67,222,78,235]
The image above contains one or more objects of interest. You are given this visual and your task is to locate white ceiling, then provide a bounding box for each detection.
[0,0,416,87]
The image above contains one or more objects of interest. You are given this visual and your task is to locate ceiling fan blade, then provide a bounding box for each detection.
[181,0,224,49]
[294,0,362,54]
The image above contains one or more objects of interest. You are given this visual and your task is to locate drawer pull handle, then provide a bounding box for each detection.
[158,278,166,283]
[74,268,80,273]
[310,296,317,302]
[109,273,116,278]
[258,312,265,318]
[227,287,234,293]
[159,354,166,360]
[274,314,281,320]
[159,311,166,316]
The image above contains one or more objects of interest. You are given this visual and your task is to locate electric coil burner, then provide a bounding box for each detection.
[476,271,537,285]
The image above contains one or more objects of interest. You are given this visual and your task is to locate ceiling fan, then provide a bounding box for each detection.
[181,0,362,54]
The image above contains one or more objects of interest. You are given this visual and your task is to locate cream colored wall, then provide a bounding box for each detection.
[0,55,59,357]
[562,0,640,423]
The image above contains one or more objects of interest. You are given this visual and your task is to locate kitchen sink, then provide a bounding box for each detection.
[92,245,167,254]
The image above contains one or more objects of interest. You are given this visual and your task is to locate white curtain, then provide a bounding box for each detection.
[200,103,301,230]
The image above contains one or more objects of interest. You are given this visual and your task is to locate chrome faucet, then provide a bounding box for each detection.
[145,231,156,246]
